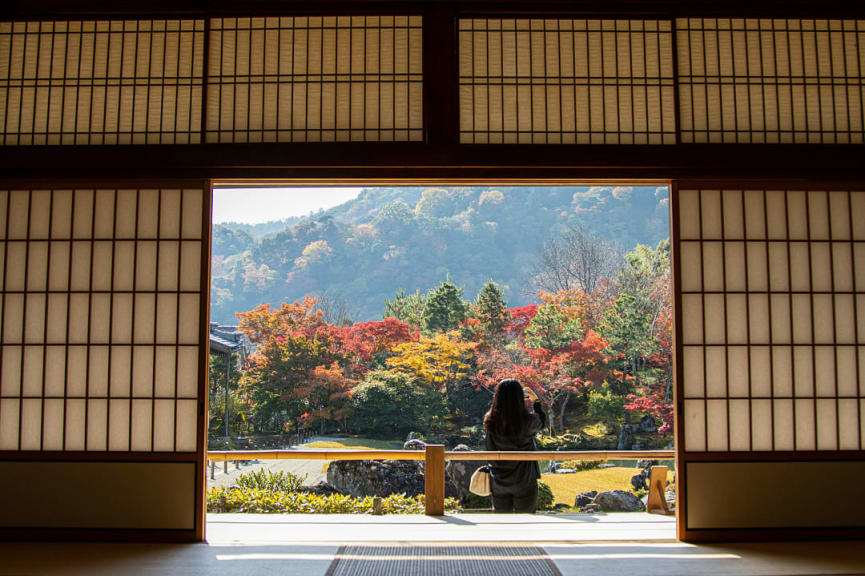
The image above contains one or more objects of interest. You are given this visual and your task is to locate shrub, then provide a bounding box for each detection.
[207,487,462,514]
[235,469,306,493]
[351,371,448,438]
[559,459,603,472]
[537,480,554,511]
[586,383,626,424]
[535,432,617,451]
[461,492,492,509]
[536,434,583,450]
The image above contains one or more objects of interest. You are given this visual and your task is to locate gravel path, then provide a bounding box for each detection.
[207,436,335,489]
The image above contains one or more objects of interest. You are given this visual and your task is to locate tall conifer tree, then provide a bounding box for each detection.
[474,280,509,340]
[422,280,469,333]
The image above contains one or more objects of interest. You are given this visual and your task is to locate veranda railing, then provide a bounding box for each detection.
[207,447,675,515]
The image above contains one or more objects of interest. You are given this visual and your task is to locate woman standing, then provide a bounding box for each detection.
[483,378,547,513]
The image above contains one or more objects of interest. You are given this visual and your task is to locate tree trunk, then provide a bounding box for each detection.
[557,392,570,434]
[546,410,555,436]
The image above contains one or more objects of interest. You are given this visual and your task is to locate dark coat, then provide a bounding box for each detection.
[484,402,547,496]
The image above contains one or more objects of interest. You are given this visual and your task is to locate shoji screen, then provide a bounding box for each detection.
[0,186,209,538]
[674,186,865,538]
[0,20,205,145]
[205,16,423,143]
[676,19,865,143]
[458,19,676,144]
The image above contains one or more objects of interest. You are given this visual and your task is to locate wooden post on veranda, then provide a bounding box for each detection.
[424,445,445,516]
[646,465,674,515]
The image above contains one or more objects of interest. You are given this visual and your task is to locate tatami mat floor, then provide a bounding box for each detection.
[0,515,862,575]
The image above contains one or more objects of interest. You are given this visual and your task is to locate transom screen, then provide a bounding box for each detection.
[205,16,423,143]
[3,16,864,147]
[678,189,865,452]
[458,19,676,144]
[0,20,206,145]
[677,19,865,143]
[0,188,205,452]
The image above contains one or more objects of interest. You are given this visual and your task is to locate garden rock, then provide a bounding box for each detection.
[630,471,648,491]
[636,459,659,470]
[327,460,425,498]
[581,504,601,513]
[639,414,657,433]
[555,468,576,474]
[553,503,570,511]
[403,439,427,451]
[617,424,634,450]
[665,491,676,508]
[298,481,343,496]
[444,444,485,500]
[574,490,597,508]
[594,490,646,512]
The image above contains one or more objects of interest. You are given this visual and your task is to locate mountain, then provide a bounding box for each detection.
[218,216,306,238]
[210,186,670,324]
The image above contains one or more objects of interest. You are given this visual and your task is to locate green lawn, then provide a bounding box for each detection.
[308,437,405,473]
[542,467,673,507]
[306,437,404,451]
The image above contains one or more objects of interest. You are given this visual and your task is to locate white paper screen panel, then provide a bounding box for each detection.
[0,188,204,452]
[458,19,676,144]
[205,16,423,143]
[676,19,865,143]
[0,20,205,145]
[678,189,865,453]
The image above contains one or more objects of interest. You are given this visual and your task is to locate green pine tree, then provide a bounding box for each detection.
[384,288,427,329]
[474,280,509,339]
[422,280,469,333]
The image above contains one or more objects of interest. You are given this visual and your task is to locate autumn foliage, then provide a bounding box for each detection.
[217,242,673,442]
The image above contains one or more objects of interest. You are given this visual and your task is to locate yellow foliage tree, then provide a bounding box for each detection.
[386,331,476,393]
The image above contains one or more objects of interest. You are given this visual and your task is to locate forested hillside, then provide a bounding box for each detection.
[210,186,669,324]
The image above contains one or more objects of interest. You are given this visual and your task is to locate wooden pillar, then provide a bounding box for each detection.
[424,445,445,516]
[422,3,458,147]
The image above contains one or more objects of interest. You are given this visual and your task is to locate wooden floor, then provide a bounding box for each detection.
[0,515,863,576]
[206,512,677,544]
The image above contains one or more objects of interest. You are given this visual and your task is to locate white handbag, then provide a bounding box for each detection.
[469,465,492,497]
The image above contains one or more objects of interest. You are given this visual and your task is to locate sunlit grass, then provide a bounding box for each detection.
[580,422,612,438]
[542,467,635,505]
[305,437,404,451]
[306,437,405,473]
[541,466,670,507]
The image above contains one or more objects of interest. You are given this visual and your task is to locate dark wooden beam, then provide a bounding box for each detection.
[3,0,865,19]
[2,143,864,183]
[423,3,459,147]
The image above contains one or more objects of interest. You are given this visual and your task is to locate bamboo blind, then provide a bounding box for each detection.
[205,16,423,143]
[678,189,865,452]
[458,19,677,144]
[677,19,865,143]
[0,20,205,145]
[0,189,205,452]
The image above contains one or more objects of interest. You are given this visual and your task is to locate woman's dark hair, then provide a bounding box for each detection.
[483,378,530,437]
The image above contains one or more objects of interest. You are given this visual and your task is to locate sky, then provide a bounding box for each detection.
[212,187,363,224]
